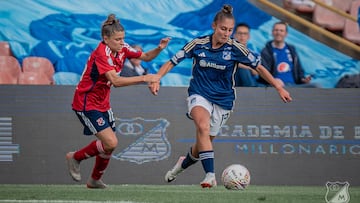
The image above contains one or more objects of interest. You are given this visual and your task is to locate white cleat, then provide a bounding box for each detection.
[66,152,81,182]
[165,156,185,182]
[87,177,108,189]
[200,172,217,188]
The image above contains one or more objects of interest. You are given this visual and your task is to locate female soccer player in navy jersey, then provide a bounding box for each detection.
[66,14,170,189]
[150,4,292,188]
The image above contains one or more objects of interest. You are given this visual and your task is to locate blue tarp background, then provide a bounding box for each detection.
[0,0,359,87]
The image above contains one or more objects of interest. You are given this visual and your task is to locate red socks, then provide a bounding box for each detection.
[73,140,112,180]
[91,153,111,180]
[73,140,105,161]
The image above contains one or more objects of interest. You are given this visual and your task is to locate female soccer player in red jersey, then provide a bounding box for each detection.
[66,14,170,189]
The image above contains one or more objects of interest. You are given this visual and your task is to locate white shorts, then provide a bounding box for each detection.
[187,94,231,136]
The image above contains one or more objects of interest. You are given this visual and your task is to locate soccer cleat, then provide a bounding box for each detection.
[66,152,81,182]
[86,177,108,189]
[165,156,185,182]
[200,172,217,188]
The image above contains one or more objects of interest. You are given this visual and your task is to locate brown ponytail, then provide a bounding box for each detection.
[101,14,124,39]
[213,4,234,23]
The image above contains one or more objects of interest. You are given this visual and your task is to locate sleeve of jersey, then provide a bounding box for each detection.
[96,55,116,75]
[125,45,142,59]
[234,44,261,69]
[170,40,195,65]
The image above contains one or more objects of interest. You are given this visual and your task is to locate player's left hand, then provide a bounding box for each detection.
[148,81,160,96]
[277,88,292,103]
[158,37,171,50]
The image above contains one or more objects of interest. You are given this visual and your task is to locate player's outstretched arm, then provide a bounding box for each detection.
[105,70,160,88]
[139,37,171,62]
[256,64,292,103]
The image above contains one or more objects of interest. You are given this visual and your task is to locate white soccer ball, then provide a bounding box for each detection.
[221,164,251,190]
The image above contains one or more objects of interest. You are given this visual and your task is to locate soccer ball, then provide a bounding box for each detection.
[221,164,251,190]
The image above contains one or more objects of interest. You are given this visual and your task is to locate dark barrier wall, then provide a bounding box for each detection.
[0,85,359,186]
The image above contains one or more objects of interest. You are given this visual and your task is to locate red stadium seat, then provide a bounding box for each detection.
[0,41,13,56]
[22,56,55,83]
[312,0,351,31]
[0,55,21,83]
[0,72,17,84]
[343,0,355,12]
[17,72,52,85]
[343,0,360,45]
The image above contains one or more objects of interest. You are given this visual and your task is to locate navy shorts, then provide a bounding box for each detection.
[74,109,116,136]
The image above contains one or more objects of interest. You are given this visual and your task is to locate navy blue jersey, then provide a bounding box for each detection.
[170,35,260,110]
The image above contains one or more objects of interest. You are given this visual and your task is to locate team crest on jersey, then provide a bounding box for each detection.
[222,50,231,60]
[96,117,105,126]
[113,117,171,164]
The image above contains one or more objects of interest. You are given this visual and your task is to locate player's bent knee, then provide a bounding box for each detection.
[102,138,118,153]
[196,123,210,134]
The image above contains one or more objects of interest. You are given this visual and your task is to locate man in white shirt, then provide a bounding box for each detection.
[120,44,148,77]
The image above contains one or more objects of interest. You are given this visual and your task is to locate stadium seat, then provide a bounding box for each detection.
[22,56,55,83]
[343,0,360,45]
[343,0,355,12]
[17,72,52,85]
[312,0,351,31]
[0,72,18,84]
[0,55,21,83]
[0,41,13,56]
[53,72,81,85]
[283,0,316,13]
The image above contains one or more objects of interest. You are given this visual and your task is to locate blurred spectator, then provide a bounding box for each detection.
[233,23,259,87]
[335,74,360,88]
[120,44,148,77]
[259,21,315,87]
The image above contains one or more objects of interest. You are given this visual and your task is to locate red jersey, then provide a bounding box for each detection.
[72,42,142,111]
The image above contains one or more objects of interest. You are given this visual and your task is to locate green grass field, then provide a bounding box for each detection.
[0,184,359,203]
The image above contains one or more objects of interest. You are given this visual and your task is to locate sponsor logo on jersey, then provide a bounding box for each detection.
[277,62,290,73]
[198,52,206,57]
[199,60,226,70]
